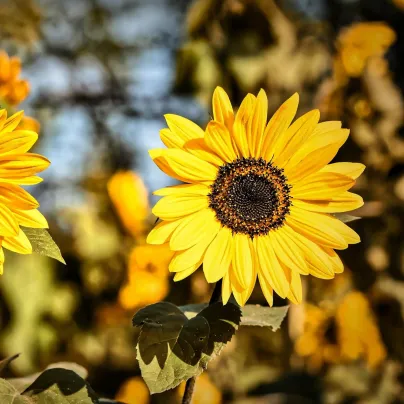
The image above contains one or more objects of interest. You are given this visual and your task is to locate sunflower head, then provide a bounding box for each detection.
[0,109,50,274]
[148,87,364,306]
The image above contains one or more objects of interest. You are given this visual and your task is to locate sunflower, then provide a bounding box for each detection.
[295,293,386,370]
[147,87,364,306]
[0,109,50,273]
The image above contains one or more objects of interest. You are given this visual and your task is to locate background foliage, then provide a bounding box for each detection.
[0,0,403,403]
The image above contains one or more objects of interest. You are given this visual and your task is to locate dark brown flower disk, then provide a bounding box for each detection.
[208,157,292,238]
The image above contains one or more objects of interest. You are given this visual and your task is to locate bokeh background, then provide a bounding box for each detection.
[0,0,403,402]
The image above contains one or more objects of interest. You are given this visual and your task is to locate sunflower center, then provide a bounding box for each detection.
[208,157,292,237]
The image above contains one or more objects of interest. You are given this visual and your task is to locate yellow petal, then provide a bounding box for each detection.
[205,121,237,162]
[291,172,355,200]
[212,86,234,129]
[169,229,216,272]
[286,129,349,169]
[149,148,217,184]
[233,93,255,157]
[262,93,299,161]
[322,247,344,273]
[256,235,290,298]
[282,224,335,279]
[221,272,232,304]
[153,183,210,196]
[247,89,268,158]
[183,138,224,166]
[232,234,254,289]
[320,162,365,179]
[1,111,24,133]
[0,203,19,236]
[292,192,364,213]
[173,262,201,281]
[11,208,48,228]
[274,109,320,167]
[152,194,208,220]
[310,121,342,138]
[170,208,220,250]
[160,128,182,149]
[164,114,204,144]
[0,130,38,155]
[258,271,274,306]
[0,110,7,132]
[271,228,308,275]
[285,143,345,184]
[203,226,233,283]
[3,228,32,254]
[0,176,43,185]
[231,266,257,306]
[0,153,50,178]
[147,219,182,245]
[0,183,39,210]
[287,206,348,249]
[284,265,303,304]
[0,247,4,275]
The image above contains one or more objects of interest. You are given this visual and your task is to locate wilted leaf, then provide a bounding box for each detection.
[22,227,66,264]
[333,213,360,223]
[133,301,241,394]
[181,304,289,331]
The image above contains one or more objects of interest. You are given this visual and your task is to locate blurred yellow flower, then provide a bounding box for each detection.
[394,0,404,9]
[0,109,50,274]
[338,22,396,77]
[295,292,386,370]
[127,244,174,279]
[119,271,169,310]
[0,51,30,106]
[115,376,149,404]
[118,244,173,310]
[178,373,222,404]
[107,171,150,239]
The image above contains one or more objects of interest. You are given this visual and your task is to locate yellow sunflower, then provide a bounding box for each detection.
[0,109,50,273]
[147,87,364,306]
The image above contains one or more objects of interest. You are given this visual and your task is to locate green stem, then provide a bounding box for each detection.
[181,280,223,404]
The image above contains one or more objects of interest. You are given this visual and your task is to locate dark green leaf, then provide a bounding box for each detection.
[22,227,66,264]
[181,304,289,331]
[133,301,241,394]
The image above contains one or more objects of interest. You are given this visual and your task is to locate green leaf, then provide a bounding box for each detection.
[8,362,88,393]
[0,378,27,404]
[0,368,97,404]
[22,228,66,264]
[181,304,289,331]
[133,301,241,394]
[333,213,360,223]
[22,368,97,404]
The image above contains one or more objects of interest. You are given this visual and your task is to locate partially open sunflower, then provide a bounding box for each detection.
[0,109,50,273]
[148,88,364,306]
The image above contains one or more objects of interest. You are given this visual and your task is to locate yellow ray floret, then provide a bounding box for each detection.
[0,109,50,274]
[148,87,364,306]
